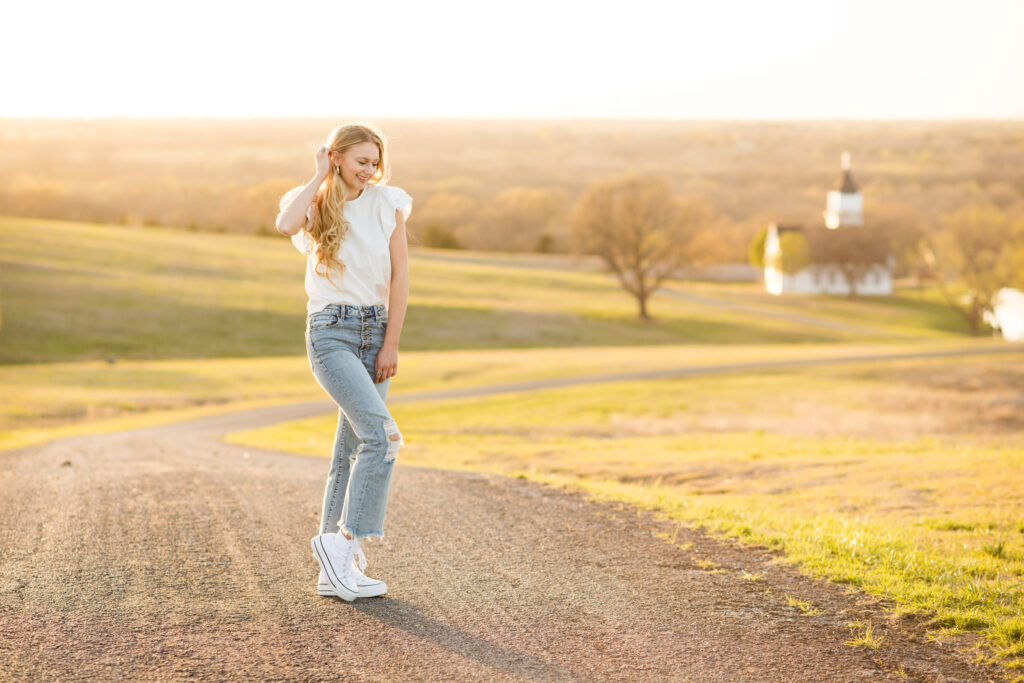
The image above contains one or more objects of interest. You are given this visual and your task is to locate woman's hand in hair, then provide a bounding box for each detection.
[314,146,332,181]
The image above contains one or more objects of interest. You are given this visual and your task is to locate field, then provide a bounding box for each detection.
[0,216,972,365]
[3,214,1023,674]
[0,215,981,447]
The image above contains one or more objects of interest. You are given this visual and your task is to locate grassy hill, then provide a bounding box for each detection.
[0,212,982,447]
[0,216,972,364]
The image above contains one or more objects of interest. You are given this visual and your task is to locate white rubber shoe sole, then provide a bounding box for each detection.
[317,569,387,598]
[310,535,358,602]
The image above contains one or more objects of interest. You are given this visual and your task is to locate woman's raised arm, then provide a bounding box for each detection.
[276,146,331,236]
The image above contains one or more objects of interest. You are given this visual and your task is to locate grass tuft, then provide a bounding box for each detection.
[784,594,821,615]
[844,620,885,650]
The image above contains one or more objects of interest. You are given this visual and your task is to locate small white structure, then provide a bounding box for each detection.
[984,288,1024,341]
[764,153,893,296]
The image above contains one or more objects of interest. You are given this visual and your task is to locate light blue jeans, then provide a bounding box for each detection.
[305,303,403,540]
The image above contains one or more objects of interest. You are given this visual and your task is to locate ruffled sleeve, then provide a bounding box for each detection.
[378,185,413,241]
[279,186,316,255]
[290,229,312,255]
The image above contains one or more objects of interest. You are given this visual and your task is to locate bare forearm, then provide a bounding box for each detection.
[383,273,409,349]
[276,174,324,236]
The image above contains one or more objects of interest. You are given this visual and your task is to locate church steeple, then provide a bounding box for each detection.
[836,151,858,193]
[824,151,863,229]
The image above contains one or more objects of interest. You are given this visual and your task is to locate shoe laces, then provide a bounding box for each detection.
[349,536,367,572]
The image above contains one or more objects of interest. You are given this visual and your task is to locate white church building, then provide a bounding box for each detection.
[763,153,893,296]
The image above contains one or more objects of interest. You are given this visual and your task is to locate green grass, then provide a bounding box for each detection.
[784,595,821,616]
[844,621,885,650]
[0,216,977,364]
[226,355,1024,672]
[675,280,975,337]
[6,341,999,451]
[1,217,303,362]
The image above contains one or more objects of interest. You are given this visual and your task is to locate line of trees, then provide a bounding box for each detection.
[11,119,1024,262]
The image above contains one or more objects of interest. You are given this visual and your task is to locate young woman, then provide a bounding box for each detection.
[275,123,410,602]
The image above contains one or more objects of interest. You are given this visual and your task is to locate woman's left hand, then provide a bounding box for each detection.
[374,344,398,384]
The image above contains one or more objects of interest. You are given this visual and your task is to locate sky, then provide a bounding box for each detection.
[2,0,1022,119]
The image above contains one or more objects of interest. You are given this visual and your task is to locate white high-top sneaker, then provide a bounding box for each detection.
[317,537,387,598]
[310,533,359,601]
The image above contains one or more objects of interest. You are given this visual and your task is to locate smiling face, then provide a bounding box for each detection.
[331,141,381,198]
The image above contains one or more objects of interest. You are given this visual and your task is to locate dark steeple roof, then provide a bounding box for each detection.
[836,169,858,193]
[835,151,859,193]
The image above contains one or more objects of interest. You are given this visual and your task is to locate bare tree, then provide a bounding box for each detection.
[865,203,927,279]
[805,224,890,297]
[920,203,1024,335]
[570,176,710,320]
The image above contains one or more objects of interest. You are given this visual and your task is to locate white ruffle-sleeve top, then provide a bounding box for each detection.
[280,183,412,314]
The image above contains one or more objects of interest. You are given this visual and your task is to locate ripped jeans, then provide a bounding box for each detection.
[305,303,403,540]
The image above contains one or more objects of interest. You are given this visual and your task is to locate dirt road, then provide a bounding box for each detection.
[0,398,1003,681]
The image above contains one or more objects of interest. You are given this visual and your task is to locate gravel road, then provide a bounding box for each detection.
[0,399,1004,682]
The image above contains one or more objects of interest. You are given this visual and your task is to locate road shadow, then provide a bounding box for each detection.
[353,596,571,681]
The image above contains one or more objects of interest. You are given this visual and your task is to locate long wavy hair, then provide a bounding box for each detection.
[310,123,390,278]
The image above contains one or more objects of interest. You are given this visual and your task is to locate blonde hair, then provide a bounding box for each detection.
[310,123,390,278]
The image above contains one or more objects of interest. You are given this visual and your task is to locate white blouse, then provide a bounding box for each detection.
[280,183,412,314]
